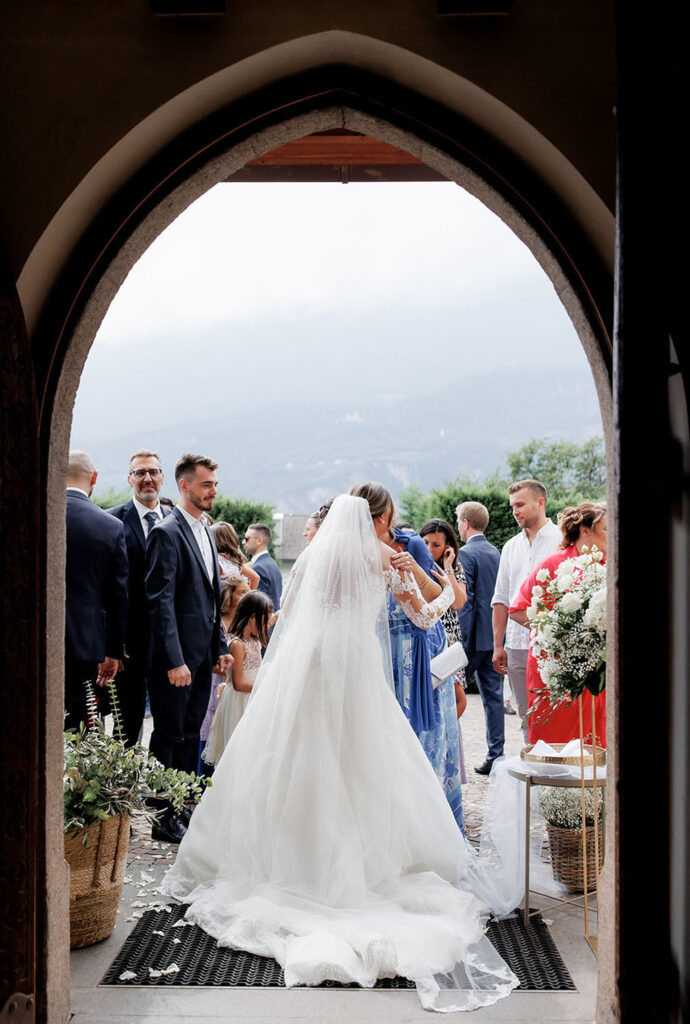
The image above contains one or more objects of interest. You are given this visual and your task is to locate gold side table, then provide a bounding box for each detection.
[507,767,606,934]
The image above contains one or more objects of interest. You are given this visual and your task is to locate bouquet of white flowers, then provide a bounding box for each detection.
[526,547,606,709]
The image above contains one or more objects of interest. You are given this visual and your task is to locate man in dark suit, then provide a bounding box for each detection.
[243,522,282,611]
[456,501,505,776]
[145,453,231,842]
[108,449,170,747]
[64,450,128,732]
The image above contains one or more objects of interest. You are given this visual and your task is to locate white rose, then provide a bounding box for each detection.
[536,568,551,583]
[559,591,582,614]
[556,573,576,592]
[531,585,544,600]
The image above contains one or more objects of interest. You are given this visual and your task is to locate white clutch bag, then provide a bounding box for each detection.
[430,641,468,689]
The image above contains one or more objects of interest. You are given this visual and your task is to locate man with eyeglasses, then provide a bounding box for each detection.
[108,450,170,748]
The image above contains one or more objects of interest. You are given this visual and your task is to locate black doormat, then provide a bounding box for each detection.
[101,902,575,991]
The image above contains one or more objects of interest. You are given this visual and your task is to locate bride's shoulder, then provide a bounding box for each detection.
[378,540,393,568]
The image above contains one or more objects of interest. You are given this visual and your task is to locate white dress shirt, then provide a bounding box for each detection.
[133,496,163,538]
[491,519,562,649]
[177,505,215,581]
[250,549,269,566]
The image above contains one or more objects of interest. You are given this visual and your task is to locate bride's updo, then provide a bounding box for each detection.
[349,481,396,527]
[558,502,606,549]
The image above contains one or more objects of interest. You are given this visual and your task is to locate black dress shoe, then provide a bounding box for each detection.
[178,805,193,826]
[474,760,494,776]
[151,811,187,844]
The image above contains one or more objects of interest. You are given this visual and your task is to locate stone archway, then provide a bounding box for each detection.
[25,48,617,1022]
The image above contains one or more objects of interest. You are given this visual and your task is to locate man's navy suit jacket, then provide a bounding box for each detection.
[145,506,228,673]
[457,533,501,653]
[107,499,169,662]
[65,490,128,662]
[253,551,283,611]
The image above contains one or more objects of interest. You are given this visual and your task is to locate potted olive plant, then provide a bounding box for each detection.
[64,682,208,947]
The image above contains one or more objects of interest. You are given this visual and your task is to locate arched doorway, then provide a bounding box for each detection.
[19,47,619,1021]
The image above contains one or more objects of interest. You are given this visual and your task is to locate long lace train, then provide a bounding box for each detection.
[161,495,518,1011]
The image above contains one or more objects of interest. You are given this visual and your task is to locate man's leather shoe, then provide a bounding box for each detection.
[151,811,187,844]
[178,805,193,826]
[474,760,493,776]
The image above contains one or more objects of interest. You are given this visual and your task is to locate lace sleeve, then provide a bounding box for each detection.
[385,567,454,629]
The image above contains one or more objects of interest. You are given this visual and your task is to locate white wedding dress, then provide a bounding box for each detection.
[161,495,518,1012]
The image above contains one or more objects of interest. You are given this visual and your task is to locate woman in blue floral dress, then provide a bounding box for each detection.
[350,482,465,832]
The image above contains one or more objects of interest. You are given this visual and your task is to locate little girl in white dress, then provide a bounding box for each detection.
[202,591,274,765]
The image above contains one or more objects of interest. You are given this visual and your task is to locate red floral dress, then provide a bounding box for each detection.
[509,545,607,747]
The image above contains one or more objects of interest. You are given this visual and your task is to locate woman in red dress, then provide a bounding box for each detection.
[508,502,607,747]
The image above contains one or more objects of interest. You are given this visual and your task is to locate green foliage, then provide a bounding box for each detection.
[505,436,606,503]
[91,487,130,510]
[64,683,209,837]
[397,485,434,529]
[212,494,276,555]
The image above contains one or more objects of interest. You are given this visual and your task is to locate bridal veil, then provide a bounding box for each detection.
[162,494,517,1011]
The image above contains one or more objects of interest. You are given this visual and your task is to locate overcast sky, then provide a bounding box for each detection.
[72,181,603,503]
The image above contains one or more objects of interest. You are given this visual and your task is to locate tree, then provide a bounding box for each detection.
[211,495,275,555]
[91,488,129,510]
[505,436,606,502]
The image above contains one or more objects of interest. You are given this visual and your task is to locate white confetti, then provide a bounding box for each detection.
[123,876,133,884]
[140,872,155,884]
[131,911,144,919]
[543,918,554,926]
[119,970,137,981]
[148,968,162,978]
[131,901,148,908]
[161,963,180,975]
[172,938,181,944]
[171,920,187,928]
[152,930,165,936]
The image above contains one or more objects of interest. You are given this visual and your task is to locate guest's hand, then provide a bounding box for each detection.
[218,654,233,674]
[429,567,450,587]
[492,645,508,675]
[390,550,416,574]
[96,656,119,686]
[442,547,455,572]
[269,611,280,628]
[168,663,192,688]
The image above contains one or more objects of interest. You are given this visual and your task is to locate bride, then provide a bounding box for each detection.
[161,494,517,1012]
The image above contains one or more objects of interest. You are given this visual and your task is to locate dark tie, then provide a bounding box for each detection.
[145,511,159,535]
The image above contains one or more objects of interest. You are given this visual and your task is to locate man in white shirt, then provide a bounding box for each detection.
[145,454,231,842]
[491,479,561,741]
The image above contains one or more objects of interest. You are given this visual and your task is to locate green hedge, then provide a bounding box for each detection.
[211,495,275,556]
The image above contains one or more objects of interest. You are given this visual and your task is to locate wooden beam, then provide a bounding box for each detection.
[246,134,426,168]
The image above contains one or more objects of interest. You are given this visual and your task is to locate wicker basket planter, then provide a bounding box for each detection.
[546,821,604,893]
[64,813,130,948]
